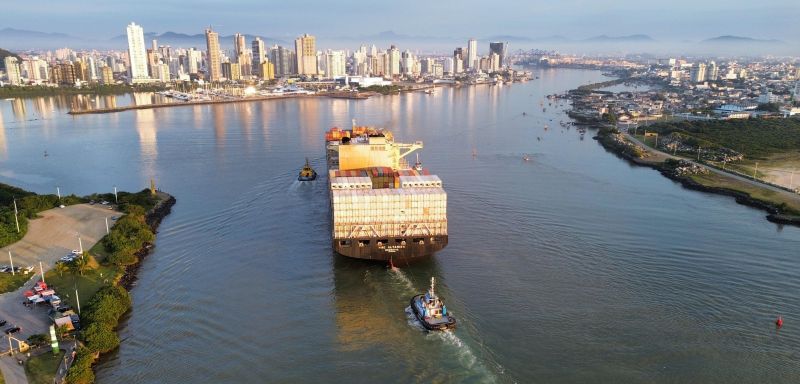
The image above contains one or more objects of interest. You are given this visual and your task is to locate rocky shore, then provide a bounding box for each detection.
[119,192,176,290]
[593,128,800,227]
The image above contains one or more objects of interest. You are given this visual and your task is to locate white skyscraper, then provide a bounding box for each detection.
[126,22,150,83]
[4,57,22,85]
[324,50,346,78]
[467,38,477,70]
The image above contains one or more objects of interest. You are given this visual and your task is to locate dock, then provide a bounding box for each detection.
[67,93,321,115]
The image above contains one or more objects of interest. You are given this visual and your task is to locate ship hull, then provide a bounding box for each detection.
[333,236,448,262]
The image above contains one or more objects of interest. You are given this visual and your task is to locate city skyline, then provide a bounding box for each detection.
[0,0,797,44]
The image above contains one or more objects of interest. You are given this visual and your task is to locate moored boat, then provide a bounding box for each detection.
[410,277,456,331]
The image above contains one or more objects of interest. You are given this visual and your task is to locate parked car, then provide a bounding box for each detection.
[4,326,21,334]
[100,200,109,205]
[0,266,9,273]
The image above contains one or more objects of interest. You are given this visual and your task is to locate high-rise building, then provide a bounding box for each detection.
[270,45,295,77]
[489,53,500,72]
[252,37,265,77]
[23,57,48,82]
[453,47,465,73]
[126,22,150,83]
[295,34,317,76]
[489,42,507,68]
[260,61,275,80]
[101,66,114,85]
[707,61,719,81]
[73,60,88,81]
[387,46,400,77]
[221,62,241,81]
[690,63,707,83]
[187,48,201,74]
[467,38,477,70]
[4,57,22,85]
[205,28,222,81]
[155,62,170,82]
[323,50,346,78]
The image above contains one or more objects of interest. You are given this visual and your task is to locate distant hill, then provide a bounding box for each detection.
[584,34,655,42]
[702,35,785,44]
[0,47,21,70]
[110,31,287,48]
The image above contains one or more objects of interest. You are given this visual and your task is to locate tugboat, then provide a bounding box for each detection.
[298,158,317,181]
[410,277,456,331]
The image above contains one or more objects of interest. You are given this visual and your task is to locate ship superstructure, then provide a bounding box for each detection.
[326,126,448,262]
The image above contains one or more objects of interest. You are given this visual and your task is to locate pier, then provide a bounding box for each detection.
[67,93,318,115]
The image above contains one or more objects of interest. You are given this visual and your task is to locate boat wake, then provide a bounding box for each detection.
[389,266,416,293]
[394,269,502,383]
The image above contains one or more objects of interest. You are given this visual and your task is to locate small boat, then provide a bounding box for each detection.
[424,89,434,95]
[298,158,317,181]
[410,277,456,331]
[523,154,530,162]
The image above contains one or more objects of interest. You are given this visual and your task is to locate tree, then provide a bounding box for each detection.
[83,323,120,353]
[54,262,68,277]
[71,255,90,276]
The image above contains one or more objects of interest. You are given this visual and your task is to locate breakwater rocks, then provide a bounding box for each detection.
[119,193,176,290]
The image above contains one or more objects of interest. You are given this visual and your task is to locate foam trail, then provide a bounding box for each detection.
[433,331,499,384]
[394,269,500,383]
[389,266,416,293]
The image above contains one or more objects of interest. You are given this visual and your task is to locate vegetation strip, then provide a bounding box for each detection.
[61,190,174,384]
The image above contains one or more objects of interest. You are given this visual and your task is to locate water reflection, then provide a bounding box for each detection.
[11,98,27,120]
[212,104,225,147]
[134,108,158,181]
[297,99,319,149]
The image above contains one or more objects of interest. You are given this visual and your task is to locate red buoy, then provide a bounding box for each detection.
[776,316,783,328]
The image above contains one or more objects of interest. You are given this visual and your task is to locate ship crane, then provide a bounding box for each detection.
[393,141,423,169]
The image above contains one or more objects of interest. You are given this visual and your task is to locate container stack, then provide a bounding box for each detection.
[331,187,447,239]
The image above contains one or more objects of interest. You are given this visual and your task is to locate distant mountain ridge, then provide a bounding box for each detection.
[109,31,287,47]
[702,35,785,44]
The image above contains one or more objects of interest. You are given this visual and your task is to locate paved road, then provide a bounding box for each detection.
[0,204,115,353]
[0,355,27,384]
[623,132,800,204]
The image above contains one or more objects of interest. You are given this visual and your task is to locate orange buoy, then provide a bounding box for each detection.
[776,316,783,328]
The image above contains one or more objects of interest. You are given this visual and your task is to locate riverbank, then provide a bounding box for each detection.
[67,93,319,115]
[63,190,174,383]
[0,84,168,99]
[593,127,800,226]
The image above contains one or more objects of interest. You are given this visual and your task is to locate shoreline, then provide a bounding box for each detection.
[592,129,800,227]
[118,192,176,290]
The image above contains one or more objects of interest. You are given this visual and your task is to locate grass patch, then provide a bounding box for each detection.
[647,118,800,159]
[25,351,66,384]
[689,172,800,215]
[0,271,35,294]
[45,263,122,309]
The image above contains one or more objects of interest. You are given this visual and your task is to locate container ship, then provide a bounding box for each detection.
[326,125,447,262]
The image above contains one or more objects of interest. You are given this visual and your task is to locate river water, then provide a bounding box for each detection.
[1,68,799,383]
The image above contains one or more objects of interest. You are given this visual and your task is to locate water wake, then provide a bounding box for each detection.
[389,266,417,293]
[394,269,501,383]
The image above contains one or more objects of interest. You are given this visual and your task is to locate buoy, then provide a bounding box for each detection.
[776,316,783,328]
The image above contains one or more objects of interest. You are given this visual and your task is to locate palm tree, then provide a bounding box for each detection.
[71,256,90,276]
[54,262,68,277]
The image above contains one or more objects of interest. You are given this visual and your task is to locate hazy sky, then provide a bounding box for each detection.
[2,0,799,42]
